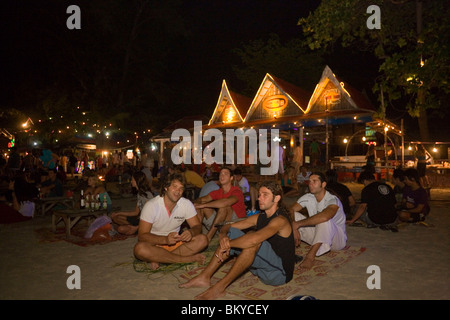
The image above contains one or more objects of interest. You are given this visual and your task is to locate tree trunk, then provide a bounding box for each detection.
[417,90,430,142]
[415,1,430,142]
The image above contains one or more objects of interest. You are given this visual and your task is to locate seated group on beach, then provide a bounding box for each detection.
[131,166,351,300]
[126,163,431,299]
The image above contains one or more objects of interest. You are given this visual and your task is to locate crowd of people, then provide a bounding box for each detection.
[128,160,431,299]
[0,146,155,222]
[0,142,433,300]
[0,147,66,221]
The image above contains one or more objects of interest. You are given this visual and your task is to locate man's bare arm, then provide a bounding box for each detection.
[294,204,339,228]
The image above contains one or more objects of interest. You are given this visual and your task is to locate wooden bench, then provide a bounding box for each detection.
[52,208,107,238]
[36,196,75,216]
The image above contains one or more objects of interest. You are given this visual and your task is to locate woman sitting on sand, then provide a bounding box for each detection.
[111,171,153,235]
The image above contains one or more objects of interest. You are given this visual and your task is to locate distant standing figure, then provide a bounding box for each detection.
[309,139,320,167]
[365,144,376,174]
[291,141,303,175]
[415,144,431,191]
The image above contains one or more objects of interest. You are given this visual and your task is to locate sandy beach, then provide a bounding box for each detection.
[0,182,449,301]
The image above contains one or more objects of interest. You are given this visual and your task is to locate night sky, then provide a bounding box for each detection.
[2,1,319,118]
[2,1,446,142]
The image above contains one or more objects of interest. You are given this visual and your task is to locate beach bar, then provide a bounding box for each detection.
[201,66,401,179]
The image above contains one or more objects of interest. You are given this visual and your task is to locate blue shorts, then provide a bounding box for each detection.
[228,227,286,286]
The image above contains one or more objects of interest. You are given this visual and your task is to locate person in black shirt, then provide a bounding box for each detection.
[397,168,430,223]
[180,181,294,300]
[392,168,408,207]
[347,171,397,229]
[325,169,356,218]
[40,169,64,197]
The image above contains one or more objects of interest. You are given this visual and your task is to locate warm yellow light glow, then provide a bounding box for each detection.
[262,95,288,113]
[224,106,236,123]
[340,82,351,97]
[343,138,348,143]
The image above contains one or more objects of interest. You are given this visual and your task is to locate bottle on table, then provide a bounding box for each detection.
[80,190,85,209]
[90,195,95,210]
[95,194,100,210]
[102,196,108,210]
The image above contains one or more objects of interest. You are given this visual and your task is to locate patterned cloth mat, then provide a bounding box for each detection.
[178,245,366,300]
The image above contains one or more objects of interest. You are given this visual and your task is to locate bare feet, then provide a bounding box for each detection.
[179,275,210,289]
[195,286,226,300]
[298,256,315,270]
[191,253,206,265]
[150,262,160,270]
[117,225,138,235]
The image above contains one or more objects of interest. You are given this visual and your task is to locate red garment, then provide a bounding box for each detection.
[0,204,32,224]
[209,186,246,218]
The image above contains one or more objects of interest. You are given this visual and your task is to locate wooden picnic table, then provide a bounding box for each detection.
[52,208,107,238]
[36,196,75,216]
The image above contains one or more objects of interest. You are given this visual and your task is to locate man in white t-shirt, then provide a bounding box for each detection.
[134,173,208,270]
[289,172,347,269]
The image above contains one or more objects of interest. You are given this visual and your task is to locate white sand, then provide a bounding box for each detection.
[1,183,449,300]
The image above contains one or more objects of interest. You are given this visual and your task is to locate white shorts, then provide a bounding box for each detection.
[294,212,347,256]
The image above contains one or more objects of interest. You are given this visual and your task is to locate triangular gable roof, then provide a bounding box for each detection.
[306,65,375,114]
[244,73,311,123]
[208,80,251,126]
